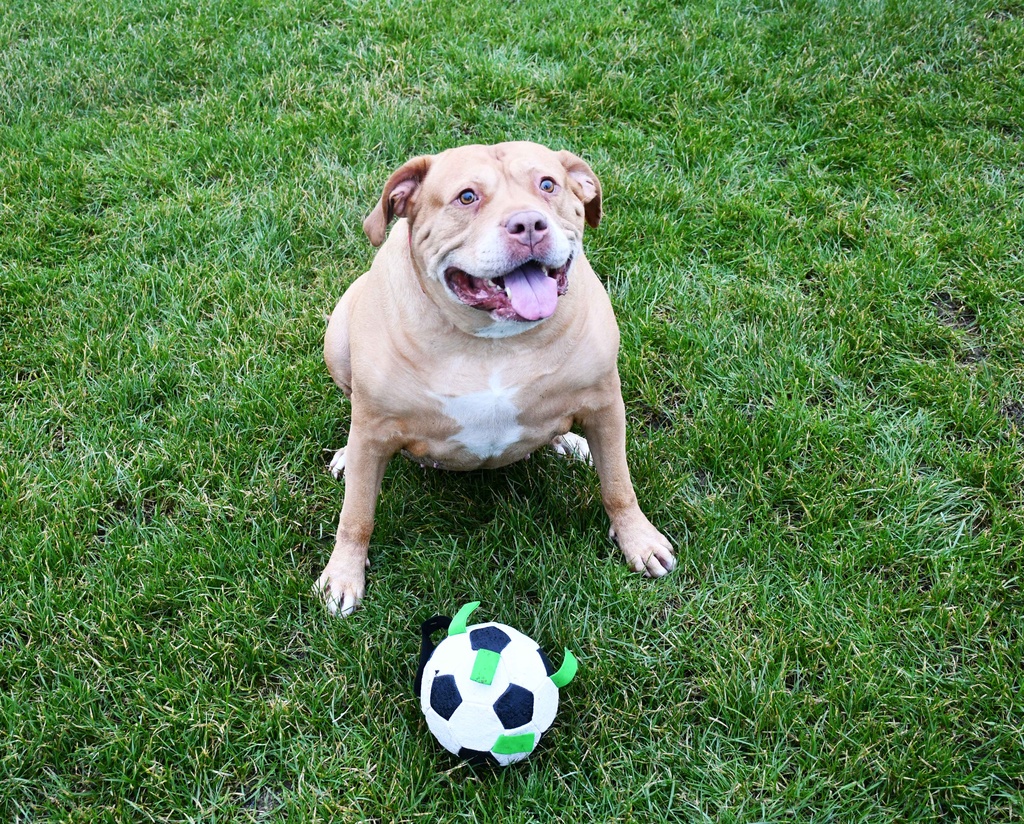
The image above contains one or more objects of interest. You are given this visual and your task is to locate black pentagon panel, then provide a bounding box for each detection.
[536,647,555,677]
[470,625,511,654]
[429,674,462,720]
[457,747,499,767]
[494,683,534,729]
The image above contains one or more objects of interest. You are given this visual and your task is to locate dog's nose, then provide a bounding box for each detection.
[505,210,549,248]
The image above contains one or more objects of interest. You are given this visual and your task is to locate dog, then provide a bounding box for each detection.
[317,141,675,616]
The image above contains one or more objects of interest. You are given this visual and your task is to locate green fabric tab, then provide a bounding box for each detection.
[470,648,501,685]
[492,732,536,755]
[550,648,578,688]
[448,601,480,636]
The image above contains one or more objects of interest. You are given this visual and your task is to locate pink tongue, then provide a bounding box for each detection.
[503,262,558,320]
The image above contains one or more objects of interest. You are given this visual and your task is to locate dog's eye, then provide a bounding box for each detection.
[457,189,478,205]
[539,177,556,193]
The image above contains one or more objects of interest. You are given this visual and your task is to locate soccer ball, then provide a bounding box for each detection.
[417,602,578,766]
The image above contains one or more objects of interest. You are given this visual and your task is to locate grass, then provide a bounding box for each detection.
[2,0,1023,819]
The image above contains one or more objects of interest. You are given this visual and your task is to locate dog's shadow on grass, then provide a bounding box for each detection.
[374,449,604,542]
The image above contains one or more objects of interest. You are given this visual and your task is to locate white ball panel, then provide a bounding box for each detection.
[423,711,461,756]
[492,750,529,767]
[419,666,438,716]
[425,633,475,680]
[447,701,506,752]
[453,666,511,706]
[529,678,560,732]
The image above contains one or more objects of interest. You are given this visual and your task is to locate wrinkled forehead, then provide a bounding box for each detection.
[428,143,563,192]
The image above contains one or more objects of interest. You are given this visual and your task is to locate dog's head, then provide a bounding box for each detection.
[363,142,601,336]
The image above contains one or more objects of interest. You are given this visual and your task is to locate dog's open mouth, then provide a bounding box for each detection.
[444,258,571,322]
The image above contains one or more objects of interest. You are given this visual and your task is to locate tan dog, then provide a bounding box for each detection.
[317,141,675,616]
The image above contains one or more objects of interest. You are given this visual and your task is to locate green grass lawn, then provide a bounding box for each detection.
[2,0,1023,819]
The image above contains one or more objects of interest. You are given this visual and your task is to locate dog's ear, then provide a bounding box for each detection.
[558,151,602,228]
[363,155,433,247]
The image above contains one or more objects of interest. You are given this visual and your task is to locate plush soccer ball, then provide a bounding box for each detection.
[415,602,578,766]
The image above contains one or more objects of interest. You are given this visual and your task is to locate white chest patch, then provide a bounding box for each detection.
[438,374,523,460]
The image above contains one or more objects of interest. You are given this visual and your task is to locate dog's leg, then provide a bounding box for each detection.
[323,292,355,482]
[579,381,676,578]
[325,281,363,399]
[316,431,393,616]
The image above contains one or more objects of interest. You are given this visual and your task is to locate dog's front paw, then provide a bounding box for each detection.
[609,517,676,578]
[315,550,369,617]
[327,447,347,480]
[550,433,593,465]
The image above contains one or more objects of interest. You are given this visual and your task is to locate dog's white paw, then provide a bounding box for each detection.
[550,433,593,465]
[314,558,368,617]
[327,447,346,480]
[609,522,676,578]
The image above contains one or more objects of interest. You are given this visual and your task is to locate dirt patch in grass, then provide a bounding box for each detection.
[930,291,978,332]
[1002,399,1024,429]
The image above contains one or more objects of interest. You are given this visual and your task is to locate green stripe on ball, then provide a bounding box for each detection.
[470,648,501,685]
[492,732,536,755]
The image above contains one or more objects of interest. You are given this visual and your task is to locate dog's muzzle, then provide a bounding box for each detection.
[444,257,572,322]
